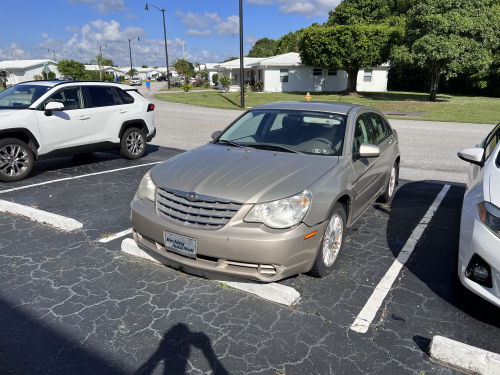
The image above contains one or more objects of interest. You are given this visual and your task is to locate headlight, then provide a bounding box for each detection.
[478,201,500,238]
[137,170,156,201]
[245,190,312,229]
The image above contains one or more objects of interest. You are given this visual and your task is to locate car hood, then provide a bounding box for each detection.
[151,144,339,203]
[0,110,16,117]
[490,168,500,206]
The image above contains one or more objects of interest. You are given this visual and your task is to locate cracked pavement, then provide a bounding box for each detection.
[0,146,499,374]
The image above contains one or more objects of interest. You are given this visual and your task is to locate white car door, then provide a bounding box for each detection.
[84,85,131,149]
[34,86,92,157]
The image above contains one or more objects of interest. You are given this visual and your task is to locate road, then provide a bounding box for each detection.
[143,82,496,184]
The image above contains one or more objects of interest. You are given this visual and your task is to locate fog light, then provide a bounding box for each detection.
[473,266,489,281]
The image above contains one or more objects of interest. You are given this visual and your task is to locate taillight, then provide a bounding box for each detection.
[147,103,155,112]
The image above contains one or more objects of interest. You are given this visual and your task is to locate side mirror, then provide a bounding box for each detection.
[458,148,484,167]
[44,102,64,116]
[211,130,221,139]
[359,144,381,158]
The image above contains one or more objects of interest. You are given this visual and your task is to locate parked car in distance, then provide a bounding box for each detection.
[130,77,142,86]
[457,123,500,306]
[131,102,400,282]
[0,81,156,182]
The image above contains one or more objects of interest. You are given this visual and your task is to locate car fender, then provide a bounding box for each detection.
[118,119,149,138]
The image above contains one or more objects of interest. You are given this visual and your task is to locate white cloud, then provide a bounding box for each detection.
[42,33,49,38]
[213,15,239,37]
[67,26,80,34]
[246,0,340,18]
[245,33,257,46]
[0,43,31,60]
[94,0,126,13]
[175,9,222,29]
[185,29,212,37]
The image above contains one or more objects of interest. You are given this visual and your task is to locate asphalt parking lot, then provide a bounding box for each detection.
[1,145,500,375]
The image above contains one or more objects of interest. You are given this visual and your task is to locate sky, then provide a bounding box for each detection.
[0,0,340,68]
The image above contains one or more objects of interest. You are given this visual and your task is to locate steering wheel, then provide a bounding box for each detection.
[310,137,332,147]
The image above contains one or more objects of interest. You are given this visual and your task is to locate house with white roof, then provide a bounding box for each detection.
[84,65,125,77]
[201,63,218,83]
[215,53,389,93]
[0,60,60,85]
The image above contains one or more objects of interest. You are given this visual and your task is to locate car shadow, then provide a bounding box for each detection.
[383,180,500,330]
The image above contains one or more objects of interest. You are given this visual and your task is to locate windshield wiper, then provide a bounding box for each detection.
[243,143,303,154]
[216,139,244,148]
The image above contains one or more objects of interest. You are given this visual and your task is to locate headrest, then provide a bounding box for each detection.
[282,115,301,130]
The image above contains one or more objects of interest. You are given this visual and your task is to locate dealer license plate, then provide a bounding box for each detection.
[165,232,197,259]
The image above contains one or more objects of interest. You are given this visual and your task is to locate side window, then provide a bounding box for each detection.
[87,86,119,107]
[270,114,286,131]
[353,114,373,154]
[382,117,393,135]
[45,87,84,110]
[368,113,387,143]
[280,69,289,83]
[115,88,134,104]
[485,130,499,161]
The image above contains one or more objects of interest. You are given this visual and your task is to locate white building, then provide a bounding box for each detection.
[84,65,125,77]
[0,60,60,85]
[203,63,219,83]
[216,53,389,93]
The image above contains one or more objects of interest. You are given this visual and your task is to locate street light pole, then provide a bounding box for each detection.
[128,37,140,79]
[99,44,107,81]
[146,3,171,89]
[48,49,56,62]
[239,0,244,109]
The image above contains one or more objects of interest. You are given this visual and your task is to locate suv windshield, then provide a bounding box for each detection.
[218,109,348,156]
[0,85,51,109]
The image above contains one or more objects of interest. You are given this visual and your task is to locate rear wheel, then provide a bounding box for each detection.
[120,127,146,160]
[377,162,399,203]
[0,138,34,182]
[309,202,346,278]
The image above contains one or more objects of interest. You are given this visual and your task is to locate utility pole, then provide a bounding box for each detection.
[128,37,140,79]
[239,0,244,109]
[48,49,56,62]
[99,44,107,81]
[182,40,186,59]
[146,3,172,88]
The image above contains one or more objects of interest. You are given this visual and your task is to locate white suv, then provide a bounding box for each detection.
[130,77,142,86]
[0,81,156,182]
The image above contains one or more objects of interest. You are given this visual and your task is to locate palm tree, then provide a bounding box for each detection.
[172,58,192,83]
[127,68,138,78]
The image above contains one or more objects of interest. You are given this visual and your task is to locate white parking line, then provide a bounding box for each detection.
[99,228,132,243]
[350,184,451,333]
[0,162,161,194]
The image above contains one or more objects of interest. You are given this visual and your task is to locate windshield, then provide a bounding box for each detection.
[0,85,51,109]
[131,78,140,80]
[218,109,348,156]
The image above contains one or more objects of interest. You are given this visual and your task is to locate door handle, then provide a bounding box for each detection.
[119,110,128,114]
[78,116,90,120]
[389,140,393,144]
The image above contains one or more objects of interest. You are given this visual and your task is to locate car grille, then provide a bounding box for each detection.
[156,187,243,229]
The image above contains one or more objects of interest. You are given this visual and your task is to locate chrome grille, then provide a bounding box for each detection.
[157,187,243,228]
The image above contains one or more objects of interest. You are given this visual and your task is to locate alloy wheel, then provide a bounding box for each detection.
[0,144,30,177]
[323,214,343,267]
[126,132,144,156]
[388,166,396,197]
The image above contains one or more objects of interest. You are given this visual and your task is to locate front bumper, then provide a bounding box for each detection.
[459,207,500,307]
[130,196,327,282]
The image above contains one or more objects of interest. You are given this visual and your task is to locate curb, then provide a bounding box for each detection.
[0,199,83,231]
[120,239,300,306]
[429,335,500,374]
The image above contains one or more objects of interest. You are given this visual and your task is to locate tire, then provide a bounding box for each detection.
[309,202,347,278]
[0,138,34,182]
[120,127,146,160]
[377,161,399,203]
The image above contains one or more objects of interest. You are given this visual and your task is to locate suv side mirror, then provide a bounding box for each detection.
[44,102,64,116]
[458,148,484,167]
[211,130,221,139]
[359,144,381,158]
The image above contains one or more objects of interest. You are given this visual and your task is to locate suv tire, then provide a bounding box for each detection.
[120,127,146,160]
[0,138,35,182]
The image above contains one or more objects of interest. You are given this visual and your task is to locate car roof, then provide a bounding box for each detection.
[252,101,372,114]
[14,80,134,90]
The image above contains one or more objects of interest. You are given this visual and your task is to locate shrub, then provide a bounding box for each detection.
[219,75,232,92]
[118,75,125,82]
[103,73,114,82]
[212,73,218,86]
[202,82,211,88]
[252,80,264,92]
[33,74,43,81]
[170,76,182,87]
[181,83,193,92]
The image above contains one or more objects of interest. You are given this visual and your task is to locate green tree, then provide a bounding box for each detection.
[172,58,193,82]
[56,59,86,80]
[127,68,138,77]
[199,69,208,80]
[41,69,56,80]
[212,73,218,86]
[221,57,238,63]
[300,24,399,94]
[219,75,232,92]
[274,30,304,55]
[141,64,148,68]
[392,0,500,101]
[248,38,276,57]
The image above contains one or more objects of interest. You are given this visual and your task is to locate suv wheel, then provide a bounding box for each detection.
[0,138,34,182]
[120,127,146,159]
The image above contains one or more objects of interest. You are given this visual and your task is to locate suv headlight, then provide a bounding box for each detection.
[137,170,156,201]
[245,190,312,229]
[478,201,500,238]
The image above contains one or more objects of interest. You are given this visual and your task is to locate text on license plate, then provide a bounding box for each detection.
[165,232,197,259]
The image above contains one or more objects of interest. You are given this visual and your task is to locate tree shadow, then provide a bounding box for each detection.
[134,323,230,375]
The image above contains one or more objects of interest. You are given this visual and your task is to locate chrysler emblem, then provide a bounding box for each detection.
[187,192,197,201]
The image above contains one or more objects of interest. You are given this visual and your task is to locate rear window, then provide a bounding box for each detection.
[0,85,51,109]
[87,86,119,107]
[116,88,135,104]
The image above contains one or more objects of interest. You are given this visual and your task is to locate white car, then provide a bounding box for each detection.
[457,123,500,306]
[0,81,156,182]
[130,77,142,86]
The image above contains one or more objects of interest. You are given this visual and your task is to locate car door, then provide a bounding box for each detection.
[84,85,130,149]
[34,85,92,156]
[350,113,381,219]
[367,112,395,191]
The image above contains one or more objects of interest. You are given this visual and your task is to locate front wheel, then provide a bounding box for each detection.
[377,162,399,203]
[309,202,346,278]
[0,138,34,182]
[120,128,146,160]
